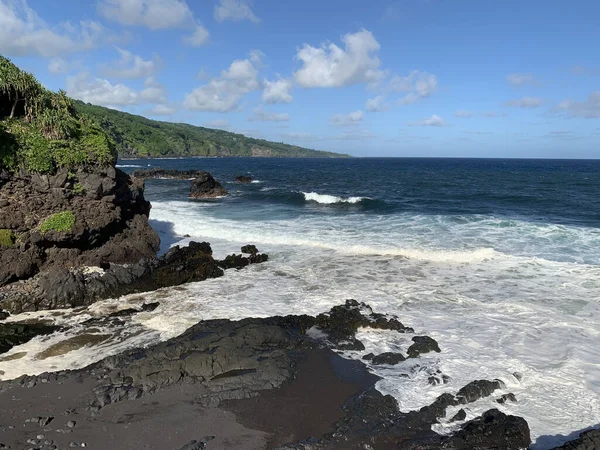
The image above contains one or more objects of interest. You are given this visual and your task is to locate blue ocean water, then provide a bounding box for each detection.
[2,158,599,449]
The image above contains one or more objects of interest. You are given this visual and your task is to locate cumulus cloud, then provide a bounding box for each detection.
[330,110,364,126]
[390,70,438,104]
[101,47,161,79]
[67,72,167,107]
[184,24,209,47]
[147,104,177,115]
[248,105,290,122]
[506,73,539,86]
[505,97,543,108]
[98,0,194,29]
[214,0,260,23]
[294,29,384,88]
[365,95,387,112]
[0,0,108,57]
[183,55,260,112]
[556,92,600,118]
[262,78,293,104]
[410,114,446,127]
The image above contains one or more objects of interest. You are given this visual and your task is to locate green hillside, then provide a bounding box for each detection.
[74,102,349,159]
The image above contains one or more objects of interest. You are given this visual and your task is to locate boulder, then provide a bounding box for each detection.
[407,335,441,358]
[371,352,406,365]
[189,171,228,198]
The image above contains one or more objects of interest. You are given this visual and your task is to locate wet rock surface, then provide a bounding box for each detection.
[0,302,532,449]
[189,171,228,198]
[235,175,252,183]
[0,322,60,355]
[551,429,600,450]
[0,243,268,314]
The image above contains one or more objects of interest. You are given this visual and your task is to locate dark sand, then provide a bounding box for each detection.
[0,350,375,450]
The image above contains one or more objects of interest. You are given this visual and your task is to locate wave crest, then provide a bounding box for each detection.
[302,191,369,204]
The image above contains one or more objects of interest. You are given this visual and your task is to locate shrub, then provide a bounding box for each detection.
[0,229,14,246]
[39,211,75,234]
[72,183,85,195]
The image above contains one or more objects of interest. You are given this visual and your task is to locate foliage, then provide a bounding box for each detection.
[72,183,85,195]
[39,211,75,234]
[74,102,350,159]
[0,229,14,247]
[0,55,117,174]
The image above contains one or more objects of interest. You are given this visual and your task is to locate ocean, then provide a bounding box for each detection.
[2,157,600,449]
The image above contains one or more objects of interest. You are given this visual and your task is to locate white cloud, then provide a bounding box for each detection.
[506,73,539,86]
[147,104,177,115]
[204,119,231,129]
[184,24,209,47]
[183,55,260,112]
[390,70,438,104]
[48,57,69,74]
[214,0,260,23]
[557,92,600,118]
[102,47,161,79]
[67,72,167,107]
[410,114,446,127]
[0,0,108,57]
[365,95,387,112]
[505,97,543,108]
[294,29,384,88]
[330,110,364,126]
[97,0,194,29]
[248,105,290,122]
[455,110,473,118]
[262,78,293,104]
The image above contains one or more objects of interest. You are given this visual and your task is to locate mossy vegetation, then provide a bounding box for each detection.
[0,229,14,246]
[0,55,116,174]
[39,211,75,234]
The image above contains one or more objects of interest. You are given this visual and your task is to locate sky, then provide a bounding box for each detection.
[1,0,599,158]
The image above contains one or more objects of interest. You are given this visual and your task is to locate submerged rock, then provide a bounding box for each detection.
[189,172,228,198]
[0,322,59,355]
[235,175,252,183]
[371,352,406,365]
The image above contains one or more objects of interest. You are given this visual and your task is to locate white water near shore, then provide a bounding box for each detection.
[1,196,599,449]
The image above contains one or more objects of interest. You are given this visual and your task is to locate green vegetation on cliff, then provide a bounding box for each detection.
[0,56,116,174]
[0,229,14,247]
[74,102,349,159]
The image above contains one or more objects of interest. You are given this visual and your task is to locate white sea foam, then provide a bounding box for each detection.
[302,191,367,204]
[2,198,599,449]
[116,164,143,168]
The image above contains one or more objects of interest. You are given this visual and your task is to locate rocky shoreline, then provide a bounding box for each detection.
[1,165,597,449]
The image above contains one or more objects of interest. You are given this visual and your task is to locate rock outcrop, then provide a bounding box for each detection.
[0,167,159,290]
[0,302,532,450]
[235,175,252,183]
[189,171,228,198]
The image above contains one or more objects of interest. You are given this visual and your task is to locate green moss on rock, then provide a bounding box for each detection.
[0,229,14,246]
[39,211,75,234]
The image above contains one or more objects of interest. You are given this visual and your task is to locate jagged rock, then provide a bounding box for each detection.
[371,352,406,365]
[456,379,503,404]
[313,299,413,350]
[450,409,467,422]
[0,167,159,292]
[0,322,59,355]
[235,175,252,183]
[189,172,228,198]
[496,393,517,404]
[407,335,441,358]
[552,429,600,450]
[241,244,258,255]
[0,241,268,313]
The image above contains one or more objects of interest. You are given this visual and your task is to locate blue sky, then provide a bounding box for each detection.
[1,0,599,158]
